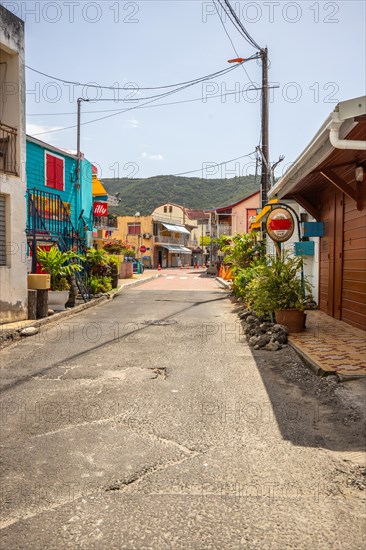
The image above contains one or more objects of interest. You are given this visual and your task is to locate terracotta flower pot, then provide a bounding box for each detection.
[275,309,305,333]
[119,262,133,279]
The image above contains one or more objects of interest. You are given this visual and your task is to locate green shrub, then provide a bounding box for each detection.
[89,275,112,295]
[245,253,312,315]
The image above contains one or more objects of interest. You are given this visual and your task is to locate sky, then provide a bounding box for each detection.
[4,0,366,180]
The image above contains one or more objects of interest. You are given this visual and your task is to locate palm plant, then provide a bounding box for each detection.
[37,246,84,291]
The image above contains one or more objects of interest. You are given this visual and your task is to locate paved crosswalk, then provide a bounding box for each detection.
[164,275,199,280]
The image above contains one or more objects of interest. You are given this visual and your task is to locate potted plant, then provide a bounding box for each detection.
[37,246,84,311]
[246,252,312,333]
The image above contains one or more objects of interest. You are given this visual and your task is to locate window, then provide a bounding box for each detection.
[128,223,141,235]
[164,206,167,213]
[0,195,6,266]
[169,206,172,213]
[45,152,65,190]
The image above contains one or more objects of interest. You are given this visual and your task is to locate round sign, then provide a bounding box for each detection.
[140,245,147,253]
[266,207,295,243]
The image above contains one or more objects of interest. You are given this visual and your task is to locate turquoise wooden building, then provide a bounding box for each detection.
[26,136,93,270]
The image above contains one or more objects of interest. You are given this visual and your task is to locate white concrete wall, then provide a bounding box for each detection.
[0,7,27,323]
[265,201,319,305]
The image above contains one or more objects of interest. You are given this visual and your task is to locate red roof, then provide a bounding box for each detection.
[214,190,260,213]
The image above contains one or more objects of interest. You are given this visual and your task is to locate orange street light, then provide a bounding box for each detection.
[227,57,245,63]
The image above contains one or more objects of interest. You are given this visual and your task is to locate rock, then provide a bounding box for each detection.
[249,336,260,347]
[256,334,272,348]
[272,324,289,334]
[245,315,258,325]
[272,333,288,345]
[20,327,39,337]
[239,310,254,321]
[254,345,260,350]
[258,315,271,323]
[259,322,274,332]
[264,340,282,351]
[48,309,55,316]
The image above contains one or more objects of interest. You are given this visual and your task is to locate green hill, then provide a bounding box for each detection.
[102,175,259,216]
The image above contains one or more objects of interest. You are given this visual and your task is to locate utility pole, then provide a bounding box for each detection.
[260,47,270,208]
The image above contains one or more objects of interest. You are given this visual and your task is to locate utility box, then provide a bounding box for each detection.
[27,274,51,290]
[302,222,324,238]
[294,241,315,256]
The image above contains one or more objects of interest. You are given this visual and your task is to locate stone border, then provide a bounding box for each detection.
[0,274,160,349]
[215,277,231,289]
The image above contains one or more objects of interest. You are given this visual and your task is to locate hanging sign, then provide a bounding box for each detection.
[266,207,295,242]
[93,202,108,217]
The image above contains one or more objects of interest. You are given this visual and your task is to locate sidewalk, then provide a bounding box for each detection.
[289,310,366,379]
[0,270,160,347]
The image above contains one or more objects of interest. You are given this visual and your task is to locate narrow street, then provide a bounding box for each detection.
[0,271,365,549]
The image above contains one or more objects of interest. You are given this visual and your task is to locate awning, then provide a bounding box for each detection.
[161,222,190,235]
[250,199,278,231]
[161,245,192,254]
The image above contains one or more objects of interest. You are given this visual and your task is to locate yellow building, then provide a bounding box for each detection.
[114,215,154,268]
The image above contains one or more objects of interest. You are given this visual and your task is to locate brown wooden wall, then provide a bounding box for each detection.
[319,187,366,331]
[342,194,366,330]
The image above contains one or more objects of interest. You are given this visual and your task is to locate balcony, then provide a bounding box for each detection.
[94,217,118,230]
[154,235,187,246]
[0,122,17,175]
[217,224,232,236]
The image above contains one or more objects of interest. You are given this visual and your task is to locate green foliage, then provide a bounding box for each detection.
[231,264,263,301]
[107,255,120,267]
[221,233,265,271]
[102,175,259,216]
[85,248,111,277]
[245,253,312,315]
[86,248,109,268]
[89,275,112,295]
[200,236,211,246]
[37,246,84,291]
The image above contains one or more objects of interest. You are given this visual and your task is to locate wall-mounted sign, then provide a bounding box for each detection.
[266,207,295,242]
[140,245,147,253]
[93,202,108,217]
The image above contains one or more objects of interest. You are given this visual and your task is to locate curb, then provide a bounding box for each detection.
[0,274,160,349]
[215,277,231,289]
[289,340,366,381]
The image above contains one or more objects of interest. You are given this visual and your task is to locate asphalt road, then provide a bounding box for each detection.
[0,270,365,549]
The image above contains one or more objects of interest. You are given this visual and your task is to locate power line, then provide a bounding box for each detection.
[220,0,262,51]
[213,1,258,90]
[27,85,278,117]
[32,71,275,137]
[171,151,256,177]
[25,62,248,92]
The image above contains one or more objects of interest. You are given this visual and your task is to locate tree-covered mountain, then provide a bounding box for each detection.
[102,175,259,216]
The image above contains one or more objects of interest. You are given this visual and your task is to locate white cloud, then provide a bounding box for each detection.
[142,152,164,161]
[123,118,140,129]
[26,123,62,138]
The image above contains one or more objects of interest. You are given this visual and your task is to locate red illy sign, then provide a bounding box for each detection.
[93,202,108,217]
[140,245,147,253]
[266,207,295,243]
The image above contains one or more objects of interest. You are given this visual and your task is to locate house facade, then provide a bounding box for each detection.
[0,6,27,323]
[213,191,260,238]
[26,136,93,270]
[269,96,366,331]
[92,166,118,248]
[151,203,196,268]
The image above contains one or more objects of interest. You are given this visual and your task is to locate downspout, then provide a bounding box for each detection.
[329,111,366,151]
